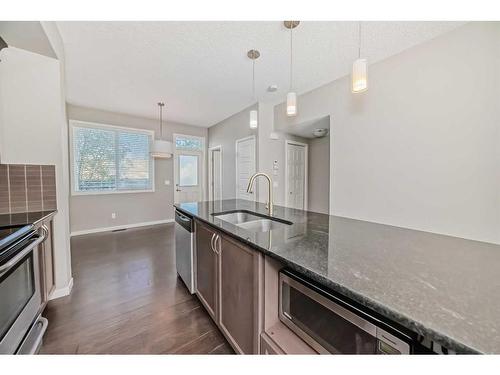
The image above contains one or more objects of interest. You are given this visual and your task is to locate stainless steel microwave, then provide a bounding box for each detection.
[279,270,411,354]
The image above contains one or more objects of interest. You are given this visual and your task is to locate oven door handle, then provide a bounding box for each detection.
[0,232,47,277]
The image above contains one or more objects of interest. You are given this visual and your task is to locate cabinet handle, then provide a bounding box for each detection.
[215,235,221,255]
[210,233,216,253]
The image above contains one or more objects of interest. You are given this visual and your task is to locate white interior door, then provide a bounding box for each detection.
[209,147,222,201]
[236,136,256,201]
[286,142,307,210]
[174,150,203,203]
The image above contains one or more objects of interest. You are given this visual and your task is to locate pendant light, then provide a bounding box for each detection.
[151,102,173,159]
[352,22,368,93]
[284,21,300,117]
[247,49,260,129]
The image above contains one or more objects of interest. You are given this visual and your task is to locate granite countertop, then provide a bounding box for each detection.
[0,210,57,228]
[174,199,500,354]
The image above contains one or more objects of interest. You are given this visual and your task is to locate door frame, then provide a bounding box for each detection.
[173,133,206,203]
[208,145,223,201]
[285,140,309,210]
[235,135,256,201]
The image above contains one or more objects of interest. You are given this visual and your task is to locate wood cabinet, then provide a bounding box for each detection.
[194,221,218,320]
[38,219,55,305]
[218,235,262,354]
[194,220,263,354]
[260,333,284,355]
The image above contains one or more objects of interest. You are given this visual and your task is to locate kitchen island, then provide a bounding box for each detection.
[174,199,500,354]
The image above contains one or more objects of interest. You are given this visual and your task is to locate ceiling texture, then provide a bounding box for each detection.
[57,21,465,127]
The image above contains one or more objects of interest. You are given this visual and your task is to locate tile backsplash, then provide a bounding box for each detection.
[0,164,57,214]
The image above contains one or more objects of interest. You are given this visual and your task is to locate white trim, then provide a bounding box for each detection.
[69,119,155,196]
[70,219,174,237]
[235,135,257,201]
[285,140,309,210]
[49,277,74,301]
[208,145,223,201]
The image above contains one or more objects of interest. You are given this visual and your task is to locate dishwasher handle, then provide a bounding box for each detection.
[175,210,193,232]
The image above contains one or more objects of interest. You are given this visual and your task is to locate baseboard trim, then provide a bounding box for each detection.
[49,277,74,300]
[70,219,175,237]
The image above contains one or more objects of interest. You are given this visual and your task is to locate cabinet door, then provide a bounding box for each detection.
[43,221,55,300]
[194,221,218,320]
[39,220,55,304]
[218,234,262,354]
[260,333,284,355]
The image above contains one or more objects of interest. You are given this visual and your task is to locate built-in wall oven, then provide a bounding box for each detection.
[279,270,412,354]
[0,225,48,354]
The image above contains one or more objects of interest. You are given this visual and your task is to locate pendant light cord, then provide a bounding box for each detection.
[358,21,362,59]
[158,104,163,139]
[290,27,293,91]
[252,57,255,100]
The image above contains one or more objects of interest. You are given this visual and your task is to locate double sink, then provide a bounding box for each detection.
[212,210,292,232]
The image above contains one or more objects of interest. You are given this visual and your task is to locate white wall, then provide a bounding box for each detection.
[208,104,258,200]
[0,46,73,294]
[274,22,500,244]
[308,135,330,214]
[67,104,208,234]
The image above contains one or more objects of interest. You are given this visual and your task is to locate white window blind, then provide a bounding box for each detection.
[71,122,154,194]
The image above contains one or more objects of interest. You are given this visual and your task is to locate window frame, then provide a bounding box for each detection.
[69,119,155,196]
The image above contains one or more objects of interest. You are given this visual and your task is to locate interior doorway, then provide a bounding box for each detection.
[285,140,308,210]
[209,146,223,201]
[235,135,256,201]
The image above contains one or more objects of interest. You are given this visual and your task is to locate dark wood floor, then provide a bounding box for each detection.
[40,224,233,354]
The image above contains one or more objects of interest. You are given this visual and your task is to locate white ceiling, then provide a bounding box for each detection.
[286,115,330,139]
[57,21,465,127]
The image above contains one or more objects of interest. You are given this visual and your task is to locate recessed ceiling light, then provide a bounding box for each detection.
[267,84,278,92]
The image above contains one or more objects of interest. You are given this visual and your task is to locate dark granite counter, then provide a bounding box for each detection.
[174,199,500,354]
[0,210,57,228]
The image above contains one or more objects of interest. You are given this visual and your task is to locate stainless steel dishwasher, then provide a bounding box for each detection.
[174,209,195,294]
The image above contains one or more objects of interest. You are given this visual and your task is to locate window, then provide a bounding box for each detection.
[71,121,154,194]
[179,155,199,186]
[175,135,203,151]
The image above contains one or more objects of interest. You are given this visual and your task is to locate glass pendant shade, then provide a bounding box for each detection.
[249,109,258,129]
[286,92,297,116]
[151,139,173,159]
[352,58,368,93]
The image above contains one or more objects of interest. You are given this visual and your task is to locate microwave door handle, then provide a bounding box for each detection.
[0,233,46,277]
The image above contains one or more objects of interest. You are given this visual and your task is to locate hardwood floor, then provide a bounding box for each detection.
[40,223,233,354]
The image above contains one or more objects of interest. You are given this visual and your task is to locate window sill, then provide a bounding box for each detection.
[71,189,155,196]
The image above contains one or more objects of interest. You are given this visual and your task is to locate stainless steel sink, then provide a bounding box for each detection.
[236,219,288,232]
[212,210,292,232]
[213,211,264,225]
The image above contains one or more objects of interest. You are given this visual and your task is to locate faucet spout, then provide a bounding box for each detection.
[246,172,274,216]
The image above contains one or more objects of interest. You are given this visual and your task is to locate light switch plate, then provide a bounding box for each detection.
[164,180,170,185]
[273,181,278,188]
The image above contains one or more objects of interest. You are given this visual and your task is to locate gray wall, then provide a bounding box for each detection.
[68,104,207,233]
[208,104,258,200]
[308,135,330,214]
[274,22,500,244]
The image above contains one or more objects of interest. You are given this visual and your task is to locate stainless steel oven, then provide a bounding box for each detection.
[279,270,412,354]
[0,226,47,354]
